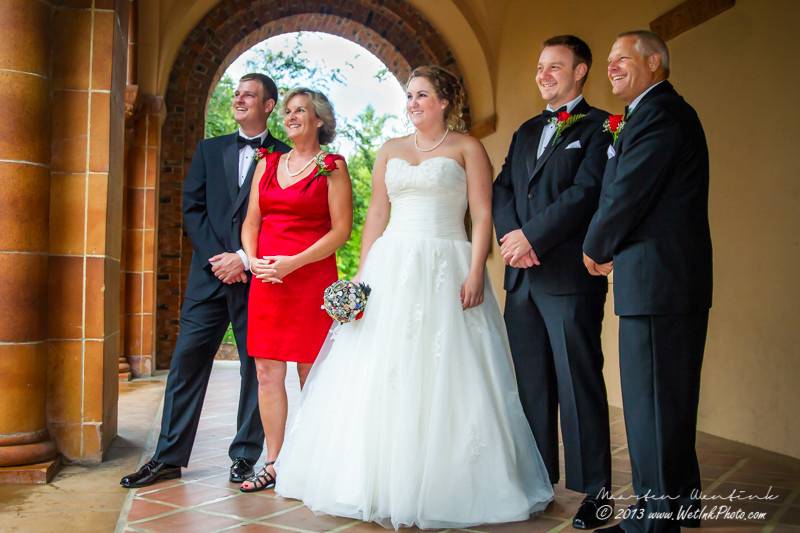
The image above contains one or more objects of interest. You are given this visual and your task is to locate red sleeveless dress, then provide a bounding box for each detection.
[247,152,342,363]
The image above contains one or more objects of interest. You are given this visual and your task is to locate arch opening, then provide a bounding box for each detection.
[154,1,467,367]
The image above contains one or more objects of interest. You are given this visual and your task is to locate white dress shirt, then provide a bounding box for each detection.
[235,128,269,270]
[238,128,268,186]
[537,94,584,159]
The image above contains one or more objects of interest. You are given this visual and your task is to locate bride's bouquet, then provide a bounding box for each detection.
[322,280,372,323]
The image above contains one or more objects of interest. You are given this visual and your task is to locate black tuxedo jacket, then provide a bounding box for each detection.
[583,81,712,316]
[183,131,289,301]
[493,98,609,294]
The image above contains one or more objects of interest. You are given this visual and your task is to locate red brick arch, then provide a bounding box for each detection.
[156,0,465,366]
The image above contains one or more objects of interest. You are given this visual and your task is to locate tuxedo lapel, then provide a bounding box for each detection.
[232,132,276,214]
[529,120,571,183]
[223,136,239,205]
[523,119,544,177]
[632,80,675,116]
[234,158,257,209]
[528,99,591,185]
[616,81,675,148]
[530,133,559,181]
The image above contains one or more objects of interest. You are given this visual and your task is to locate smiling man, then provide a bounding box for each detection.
[120,73,290,489]
[493,35,613,530]
[584,31,712,533]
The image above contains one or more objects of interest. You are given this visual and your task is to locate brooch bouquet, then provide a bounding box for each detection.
[322,279,372,323]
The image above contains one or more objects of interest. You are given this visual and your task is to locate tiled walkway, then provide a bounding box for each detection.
[0,374,168,532]
[114,362,800,532]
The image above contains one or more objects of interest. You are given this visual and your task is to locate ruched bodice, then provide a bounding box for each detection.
[384,157,468,241]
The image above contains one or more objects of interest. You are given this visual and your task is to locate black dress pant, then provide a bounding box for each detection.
[618,311,708,533]
[154,283,264,466]
[504,278,611,494]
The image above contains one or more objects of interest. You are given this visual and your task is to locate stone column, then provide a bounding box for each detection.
[120,0,138,382]
[0,0,58,480]
[124,101,160,378]
[45,0,129,464]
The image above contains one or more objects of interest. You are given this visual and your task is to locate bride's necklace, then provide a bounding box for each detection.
[284,149,323,177]
[414,129,449,152]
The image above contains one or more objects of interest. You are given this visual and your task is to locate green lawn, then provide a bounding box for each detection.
[222,324,236,345]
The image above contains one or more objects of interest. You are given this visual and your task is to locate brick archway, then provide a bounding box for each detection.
[155,0,464,367]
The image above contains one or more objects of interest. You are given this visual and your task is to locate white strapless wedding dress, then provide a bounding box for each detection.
[275,157,553,529]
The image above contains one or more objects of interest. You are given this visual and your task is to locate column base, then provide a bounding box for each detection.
[0,456,61,484]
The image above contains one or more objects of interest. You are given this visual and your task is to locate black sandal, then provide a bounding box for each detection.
[239,460,276,493]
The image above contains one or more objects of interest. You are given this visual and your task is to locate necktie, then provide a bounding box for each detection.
[542,106,567,120]
[623,106,631,120]
[237,135,262,149]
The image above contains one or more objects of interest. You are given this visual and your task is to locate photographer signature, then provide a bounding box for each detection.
[597,486,780,503]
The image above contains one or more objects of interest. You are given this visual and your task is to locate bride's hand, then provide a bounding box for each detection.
[460,272,485,310]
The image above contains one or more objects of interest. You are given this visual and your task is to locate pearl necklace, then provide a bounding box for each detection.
[414,129,449,152]
[284,149,323,177]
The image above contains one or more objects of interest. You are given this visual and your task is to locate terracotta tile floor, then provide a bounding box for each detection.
[109,362,799,532]
[0,374,168,532]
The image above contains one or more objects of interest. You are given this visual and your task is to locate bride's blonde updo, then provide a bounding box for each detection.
[407,65,466,132]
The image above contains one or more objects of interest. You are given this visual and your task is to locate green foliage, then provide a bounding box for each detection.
[222,324,236,346]
[205,33,347,143]
[336,105,391,279]
[205,75,238,139]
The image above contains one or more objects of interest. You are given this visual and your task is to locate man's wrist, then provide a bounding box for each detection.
[235,249,250,271]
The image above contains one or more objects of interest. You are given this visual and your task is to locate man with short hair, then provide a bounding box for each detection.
[120,73,290,488]
[493,34,613,530]
[585,31,712,533]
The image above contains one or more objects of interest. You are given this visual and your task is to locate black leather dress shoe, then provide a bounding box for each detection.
[229,457,254,483]
[594,525,624,533]
[573,495,614,529]
[120,459,181,488]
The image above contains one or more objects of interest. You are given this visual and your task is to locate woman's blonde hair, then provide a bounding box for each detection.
[406,65,466,132]
[282,87,337,144]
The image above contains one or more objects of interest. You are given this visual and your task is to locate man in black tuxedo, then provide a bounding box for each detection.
[493,35,613,530]
[121,73,290,488]
[585,31,712,533]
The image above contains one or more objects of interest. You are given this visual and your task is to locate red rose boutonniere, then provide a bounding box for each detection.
[253,146,273,162]
[549,111,587,145]
[313,152,336,177]
[603,114,625,144]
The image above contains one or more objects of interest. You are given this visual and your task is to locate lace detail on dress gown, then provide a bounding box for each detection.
[274,156,554,529]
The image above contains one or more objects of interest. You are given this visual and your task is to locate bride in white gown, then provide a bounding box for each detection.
[275,66,553,529]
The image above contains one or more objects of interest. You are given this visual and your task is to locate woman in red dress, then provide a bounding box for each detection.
[240,88,352,492]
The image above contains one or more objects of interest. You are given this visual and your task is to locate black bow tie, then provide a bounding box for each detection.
[542,106,568,120]
[237,135,263,149]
